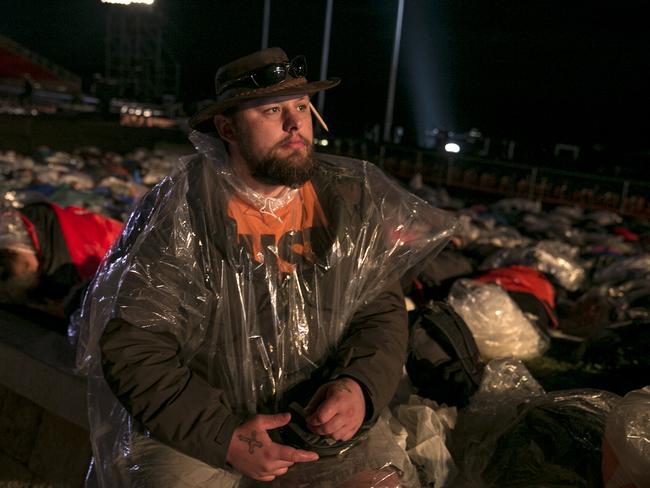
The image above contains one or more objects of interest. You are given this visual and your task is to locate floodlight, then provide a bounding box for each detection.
[101,0,155,5]
[444,143,460,153]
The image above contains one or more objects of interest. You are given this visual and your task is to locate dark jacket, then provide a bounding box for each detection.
[21,203,122,317]
[21,203,82,302]
[99,156,409,469]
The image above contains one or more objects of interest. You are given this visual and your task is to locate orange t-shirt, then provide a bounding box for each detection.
[227,181,328,273]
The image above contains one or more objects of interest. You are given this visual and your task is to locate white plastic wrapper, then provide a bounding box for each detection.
[454,214,481,247]
[602,386,650,488]
[448,359,544,487]
[448,280,550,360]
[583,210,623,227]
[490,198,541,215]
[450,359,620,488]
[474,226,531,250]
[593,254,650,285]
[77,132,457,487]
[550,205,584,221]
[480,239,586,291]
[0,207,36,252]
[389,395,458,487]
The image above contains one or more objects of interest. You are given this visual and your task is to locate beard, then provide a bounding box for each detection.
[237,132,316,188]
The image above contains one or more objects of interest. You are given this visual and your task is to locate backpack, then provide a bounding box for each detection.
[406,302,485,407]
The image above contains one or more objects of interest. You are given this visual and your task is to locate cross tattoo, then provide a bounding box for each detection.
[238,431,263,454]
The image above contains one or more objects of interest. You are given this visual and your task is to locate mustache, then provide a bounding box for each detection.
[275,134,311,148]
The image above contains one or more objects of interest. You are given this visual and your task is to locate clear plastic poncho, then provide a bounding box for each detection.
[77,132,457,486]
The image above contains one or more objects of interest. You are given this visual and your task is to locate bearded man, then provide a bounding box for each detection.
[82,48,455,487]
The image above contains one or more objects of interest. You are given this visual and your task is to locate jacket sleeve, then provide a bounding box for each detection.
[100,317,243,469]
[330,280,408,421]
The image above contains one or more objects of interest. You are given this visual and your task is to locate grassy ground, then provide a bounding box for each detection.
[525,321,650,396]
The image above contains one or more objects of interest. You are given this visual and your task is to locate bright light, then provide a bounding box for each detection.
[101,0,155,5]
[444,143,460,153]
[319,139,329,147]
[143,109,153,117]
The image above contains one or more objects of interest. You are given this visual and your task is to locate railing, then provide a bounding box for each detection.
[319,139,650,219]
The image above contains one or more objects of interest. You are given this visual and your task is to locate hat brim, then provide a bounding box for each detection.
[189,78,341,132]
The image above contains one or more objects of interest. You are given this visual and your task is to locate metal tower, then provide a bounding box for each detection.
[104,4,179,102]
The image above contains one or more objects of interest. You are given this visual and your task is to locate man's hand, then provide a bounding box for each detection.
[226,413,319,482]
[304,377,366,441]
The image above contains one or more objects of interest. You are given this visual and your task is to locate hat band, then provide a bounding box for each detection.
[216,55,307,95]
[216,76,309,103]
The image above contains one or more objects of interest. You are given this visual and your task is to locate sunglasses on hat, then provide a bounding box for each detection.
[217,55,307,95]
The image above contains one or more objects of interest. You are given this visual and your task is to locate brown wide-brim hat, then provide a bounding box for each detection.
[190,47,340,132]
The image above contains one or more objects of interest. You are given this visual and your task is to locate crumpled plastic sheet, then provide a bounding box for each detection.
[448,280,550,360]
[473,226,531,250]
[592,254,650,285]
[0,207,36,251]
[583,210,623,227]
[518,213,586,246]
[453,214,481,247]
[0,150,36,169]
[450,358,620,488]
[604,279,650,322]
[602,386,650,488]
[583,239,638,259]
[550,205,584,221]
[490,198,542,215]
[76,131,458,487]
[480,239,586,291]
[58,171,95,190]
[1,189,51,209]
[387,394,458,487]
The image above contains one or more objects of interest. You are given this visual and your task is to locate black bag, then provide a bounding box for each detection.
[406,302,485,407]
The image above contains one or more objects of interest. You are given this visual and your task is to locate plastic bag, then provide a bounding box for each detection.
[448,280,550,360]
[474,226,531,250]
[592,254,650,285]
[583,210,623,227]
[602,386,650,488]
[450,358,620,488]
[0,207,36,252]
[490,198,541,215]
[480,240,586,291]
[389,395,458,487]
[77,132,457,486]
[453,214,481,247]
[517,213,586,246]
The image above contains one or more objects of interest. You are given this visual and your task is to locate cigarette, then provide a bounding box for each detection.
[309,102,329,132]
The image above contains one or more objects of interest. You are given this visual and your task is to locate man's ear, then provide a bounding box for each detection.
[213,114,236,143]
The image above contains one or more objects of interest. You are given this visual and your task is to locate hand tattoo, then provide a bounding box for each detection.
[238,431,263,454]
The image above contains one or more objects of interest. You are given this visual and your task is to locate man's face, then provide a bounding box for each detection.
[0,249,40,305]
[230,95,315,187]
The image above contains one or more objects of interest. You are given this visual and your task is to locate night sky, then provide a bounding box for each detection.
[2,0,648,148]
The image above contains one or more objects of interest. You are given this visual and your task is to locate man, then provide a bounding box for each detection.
[0,202,122,323]
[82,48,454,486]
